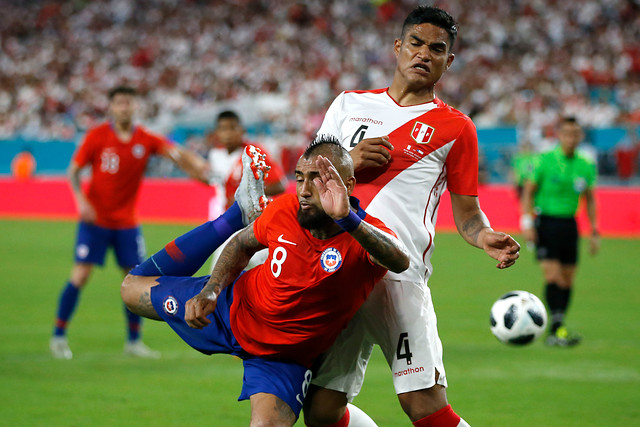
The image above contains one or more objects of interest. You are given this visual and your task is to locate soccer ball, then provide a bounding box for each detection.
[490,291,547,345]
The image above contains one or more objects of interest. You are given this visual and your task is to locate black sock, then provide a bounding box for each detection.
[545,283,566,334]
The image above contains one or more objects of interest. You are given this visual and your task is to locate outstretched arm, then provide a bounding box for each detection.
[451,192,520,269]
[164,144,210,184]
[314,155,409,273]
[184,225,265,328]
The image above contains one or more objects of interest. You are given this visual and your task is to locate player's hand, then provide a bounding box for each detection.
[313,155,350,219]
[350,136,394,171]
[185,286,219,329]
[481,230,520,269]
[589,233,600,256]
[78,198,97,223]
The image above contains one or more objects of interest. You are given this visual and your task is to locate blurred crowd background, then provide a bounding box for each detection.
[2,0,640,182]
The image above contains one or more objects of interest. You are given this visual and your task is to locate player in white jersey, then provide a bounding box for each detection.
[303,6,520,427]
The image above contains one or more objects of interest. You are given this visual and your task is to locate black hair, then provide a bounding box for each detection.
[302,135,354,176]
[401,6,458,50]
[561,116,579,125]
[303,135,346,159]
[108,86,137,99]
[216,110,241,124]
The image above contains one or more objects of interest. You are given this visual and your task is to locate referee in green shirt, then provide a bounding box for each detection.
[521,117,599,347]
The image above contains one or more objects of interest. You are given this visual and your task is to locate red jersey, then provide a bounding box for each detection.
[230,194,393,367]
[73,122,171,228]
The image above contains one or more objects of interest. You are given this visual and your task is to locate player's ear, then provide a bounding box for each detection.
[345,176,356,196]
[446,53,455,69]
[393,38,402,56]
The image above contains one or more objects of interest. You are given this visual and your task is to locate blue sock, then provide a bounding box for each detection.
[124,305,141,342]
[54,281,80,337]
[130,202,245,277]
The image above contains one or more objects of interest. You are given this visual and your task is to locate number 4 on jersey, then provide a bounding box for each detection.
[396,332,413,365]
[350,125,368,147]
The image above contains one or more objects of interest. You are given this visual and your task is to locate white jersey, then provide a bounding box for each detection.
[317,88,479,283]
[207,147,243,220]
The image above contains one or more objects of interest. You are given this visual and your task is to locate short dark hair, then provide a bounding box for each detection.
[108,86,137,99]
[303,135,345,159]
[401,6,458,50]
[216,110,241,124]
[303,135,354,176]
[560,116,579,125]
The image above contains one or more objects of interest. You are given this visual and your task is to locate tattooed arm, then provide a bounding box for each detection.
[349,222,409,273]
[312,154,409,273]
[450,193,520,269]
[185,226,266,329]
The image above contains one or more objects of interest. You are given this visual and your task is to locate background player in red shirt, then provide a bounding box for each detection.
[50,86,210,360]
[208,110,286,219]
[120,138,409,426]
[304,6,520,427]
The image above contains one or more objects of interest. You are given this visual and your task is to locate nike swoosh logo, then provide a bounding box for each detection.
[277,234,297,245]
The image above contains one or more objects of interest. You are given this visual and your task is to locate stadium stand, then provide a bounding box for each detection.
[1,0,639,181]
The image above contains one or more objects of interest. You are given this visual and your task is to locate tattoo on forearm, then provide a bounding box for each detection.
[351,222,407,272]
[209,227,262,287]
[461,213,486,244]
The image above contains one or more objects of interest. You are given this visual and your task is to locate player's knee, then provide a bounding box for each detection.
[303,386,347,427]
[398,385,448,422]
[250,393,296,427]
[69,265,92,288]
[120,274,140,311]
[543,272,562,285]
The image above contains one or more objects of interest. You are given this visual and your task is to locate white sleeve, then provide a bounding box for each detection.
[316,92,345,139]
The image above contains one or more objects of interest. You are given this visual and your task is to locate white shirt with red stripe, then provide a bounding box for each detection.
[317,88,479,283]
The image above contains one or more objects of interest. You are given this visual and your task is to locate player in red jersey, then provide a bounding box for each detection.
[304,6,520,427]
[120,138,409,425]
[208,110,286,218]
[50,86,210,360]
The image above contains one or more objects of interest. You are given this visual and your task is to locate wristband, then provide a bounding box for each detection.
[335,210,362,232]
[520,214,534,230]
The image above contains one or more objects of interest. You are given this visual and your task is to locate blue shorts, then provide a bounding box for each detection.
[74,222,145,267]
[149,275,312,417]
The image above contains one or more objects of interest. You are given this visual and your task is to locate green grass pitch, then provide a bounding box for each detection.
[0,219,638,426]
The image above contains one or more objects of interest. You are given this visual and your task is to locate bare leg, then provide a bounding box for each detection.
[397,385,449,422]
[121,274,162,320]
[559,264,576,289]
[250,392,296,427]
[303,385,349,426]
[69,262,93,288]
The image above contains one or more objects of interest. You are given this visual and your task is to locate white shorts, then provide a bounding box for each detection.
[311,278,446,401]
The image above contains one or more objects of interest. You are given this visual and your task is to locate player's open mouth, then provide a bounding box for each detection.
[412,64,430,74]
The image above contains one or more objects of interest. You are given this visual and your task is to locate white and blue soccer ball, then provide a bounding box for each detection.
[490,290,547,345]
